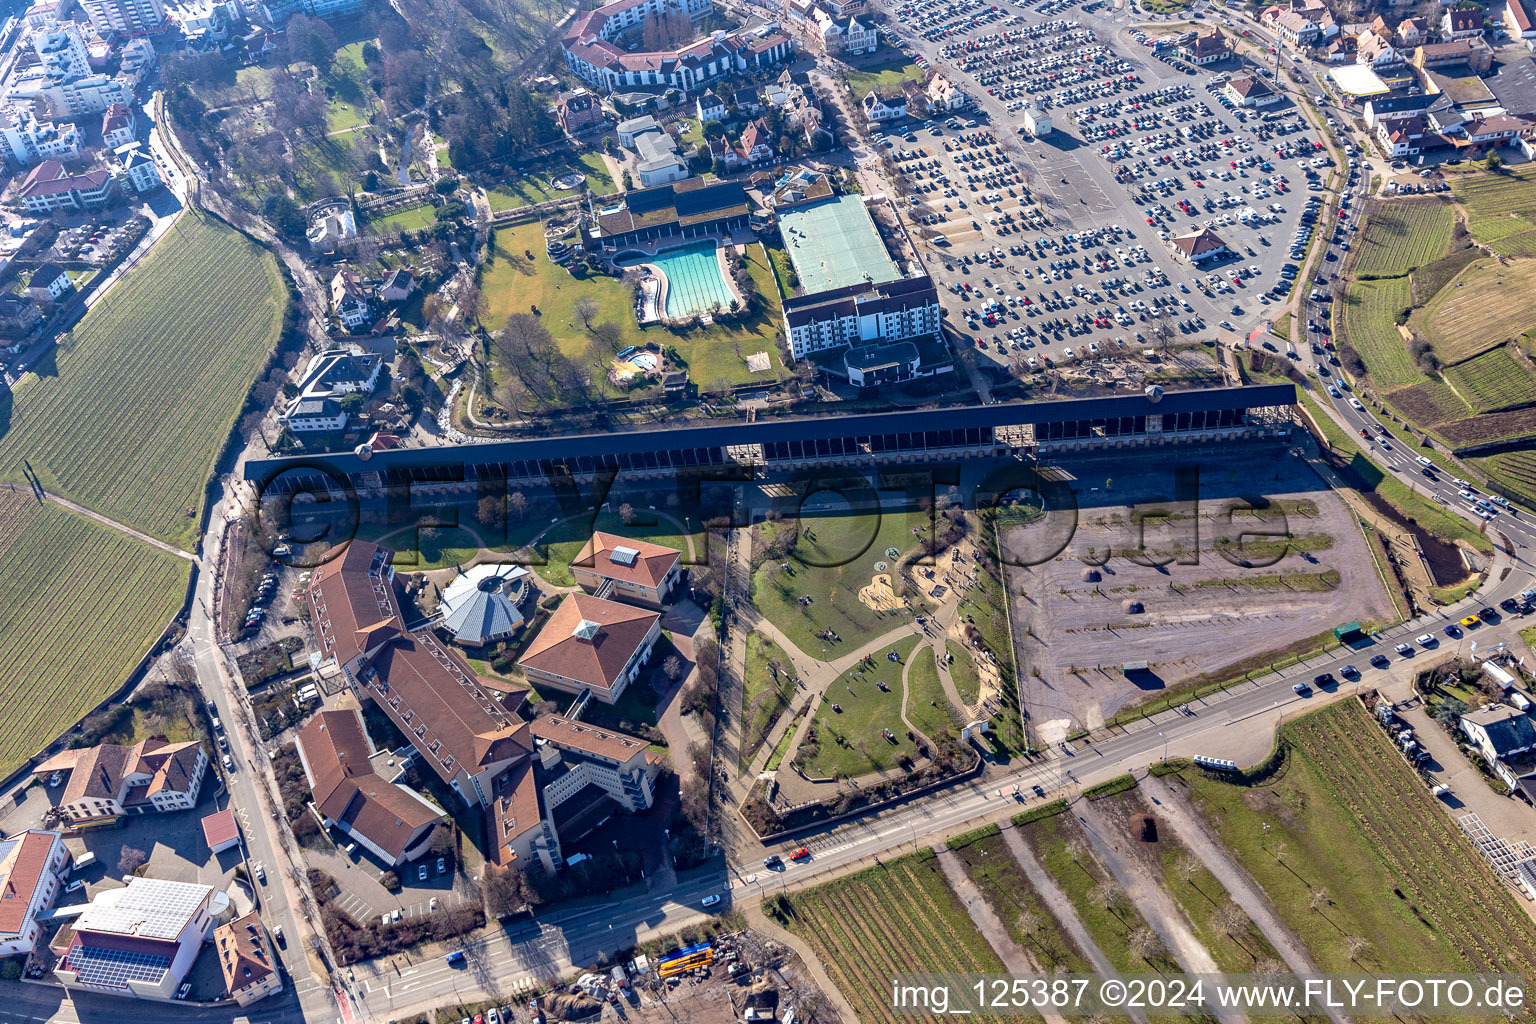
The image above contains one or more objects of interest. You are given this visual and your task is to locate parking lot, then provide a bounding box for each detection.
[872,0,1333,377]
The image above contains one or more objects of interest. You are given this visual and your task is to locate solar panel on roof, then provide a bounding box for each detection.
[66,944,172,988]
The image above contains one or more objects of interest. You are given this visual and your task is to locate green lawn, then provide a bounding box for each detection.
[485,152,618,212]
[514,510,697,588]
[742,632,798,768]
[366,524,483,571]
[0,214,285,548]
[480,221,785,389]
[842,58,925,99]
[795,634,922,778]
[372,202,437,234]
[325,98,370,134]
[946,639,983,705]
[752,506,935,653]
[905,644,955,739]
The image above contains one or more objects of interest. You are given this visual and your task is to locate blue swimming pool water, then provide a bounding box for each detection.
[615,242,733,319]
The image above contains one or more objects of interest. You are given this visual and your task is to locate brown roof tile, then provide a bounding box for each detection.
[571,532,681,590]
[518,594,659,693]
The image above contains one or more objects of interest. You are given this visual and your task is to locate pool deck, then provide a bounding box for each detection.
[615,232,749,324]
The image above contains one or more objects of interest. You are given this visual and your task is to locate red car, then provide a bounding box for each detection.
[790,847,811,861]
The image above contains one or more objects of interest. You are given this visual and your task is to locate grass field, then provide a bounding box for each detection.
[1444,346,1536,413]
[372,202,437,234]
[518,510,696,588]
[842,57,925,98]
[0,214,286,549]
[0,491,188,779]
[775,850,1017,1024]
[1182,701,1536,989]
[796,634,922,778]
[905,643,956,739]
[741,632,798,769]
[947,638,983,704]
[1415,258,1536,364]
[1353,200,1454,280]
[485,153,617,212]
[1340,276,1420,389]
[752,507,932,651]
[480,222,785,388]
[1409,246,1481,306]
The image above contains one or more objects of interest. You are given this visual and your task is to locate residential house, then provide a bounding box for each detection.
[27,262,71,302]
[862,88,905,122]
[1505,0,1535,39]
[0,831,70,957]
[555,89,604,135]
[570,532,684,606]
[307,207,357,252]
[1443,6,1484,38]
[1377,113,1428,154]
[0,294,40,334]
[708,134,746,171]
[1367,14,1393,39]
[1414,37,1493,73]
[1453,111,1536,148]
[1356,30,1401,68]
[1396,16,1428,46]
[113,142,161,194]
[295,347,381,401]
[100,102,134,148]
[1273,9,1323,46]
[1222,76,1281,107]
[330,270,373,331]
[16,160,116,213]
[1171,226,1231,263]
[812,7,877,55]
[379,268,415,303]
[733,87,761,114]
[54,878,220,1000]
[1322,33,1357,61]
[214,913,283,1007]
[518,593,662,703]
[925,73,966,112]
[696,88,728,122]
[294,708,442,866]
[280,397,346,432]
[34,738,207,828]
[1462,705,1536,764]
[1180,28,1230,64]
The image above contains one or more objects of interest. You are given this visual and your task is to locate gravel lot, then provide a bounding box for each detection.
[1000,450,1394,737]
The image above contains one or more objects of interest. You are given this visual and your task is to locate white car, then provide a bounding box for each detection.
[1415,634,1437,648]
[701,894,722,908]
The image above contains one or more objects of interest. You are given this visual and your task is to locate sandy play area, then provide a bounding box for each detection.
[858,572,904,612]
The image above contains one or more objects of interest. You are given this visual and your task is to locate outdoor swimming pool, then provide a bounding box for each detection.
[615,241,733,319]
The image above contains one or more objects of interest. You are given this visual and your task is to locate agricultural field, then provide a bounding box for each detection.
[1340,276,1420,389]
[0,214,286,549]
[773,850,1026,1024]
[1352,200,1454,279]
[1443,346,1536,413]
[947,825,1091,972]
[1386,377,1471,427]
[1414,259,1536,364]
[479,222,784,388]
[1490,228,1536,259]
[1470,447,1536,505]
[794,635,922,778]
[0,491,188,780]
[1450,166,1536,227]
[1432,406,1536,448]
[1183,700,1536,985]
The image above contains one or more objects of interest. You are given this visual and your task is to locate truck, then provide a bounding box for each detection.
[71,851,95,871]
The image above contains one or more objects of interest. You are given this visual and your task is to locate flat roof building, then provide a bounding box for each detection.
[55,878,226,1000]
[777,195,901,294]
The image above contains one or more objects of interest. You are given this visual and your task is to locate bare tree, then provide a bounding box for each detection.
[664,654,684,681]
[1089,880,1124,913]
[1128,926,1164,964]
[118,846,148,875]
[1345,935,1371,964]
[1174,853,1198,883]
[1308,886,1330,912]
[1213,902,1248,941]
[574,296,600,330]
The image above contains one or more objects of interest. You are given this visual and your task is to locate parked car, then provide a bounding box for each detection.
[701,895,722,908]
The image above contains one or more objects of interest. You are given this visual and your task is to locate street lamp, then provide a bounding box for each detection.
[1160,730,1168,764]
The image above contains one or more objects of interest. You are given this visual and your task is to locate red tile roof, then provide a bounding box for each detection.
[571,532,681,590]
[0,831,60,937]
[201,809,240,851]
[518,593,659,693]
